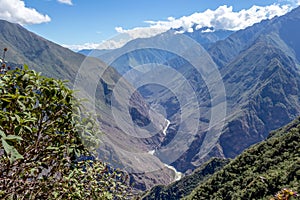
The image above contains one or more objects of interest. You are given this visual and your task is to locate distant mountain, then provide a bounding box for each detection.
[78,49,113,57]
[78,27,233,59]
[181,26,234,49]
[0,19,176,190]
[96,6,300,176]
[143,116,300,199]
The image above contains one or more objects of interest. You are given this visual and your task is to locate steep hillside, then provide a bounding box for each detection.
[213,7,300,158]
[98,31,227,172]
[187,117,300,199]
[141,158,229,200]
[208,6,300,68]
[96,7,300,175]
[0,20,85,81]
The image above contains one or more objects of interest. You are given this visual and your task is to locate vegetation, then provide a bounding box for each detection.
[186,117,300,200]
[141,158,229,200]
[0,63,132,199]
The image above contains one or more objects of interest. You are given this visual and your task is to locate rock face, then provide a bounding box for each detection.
[97,7,300,175]
[210,7,300,159]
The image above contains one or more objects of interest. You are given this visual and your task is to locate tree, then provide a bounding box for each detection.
[0,67,132,199]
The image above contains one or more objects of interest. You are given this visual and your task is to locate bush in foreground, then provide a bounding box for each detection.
[0,67,132,199]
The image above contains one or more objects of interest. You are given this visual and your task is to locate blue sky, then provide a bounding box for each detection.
[0,0,299,50]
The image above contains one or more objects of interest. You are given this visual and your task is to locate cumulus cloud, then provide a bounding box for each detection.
[115,26,168,40]
[0,0,50,25]
[57,0,73,5]
[143,4,291,33]
[283,0,300,6]
[68,3,295,51]
[107,4,291,51]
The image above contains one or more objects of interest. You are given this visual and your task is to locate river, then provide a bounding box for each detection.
[148,119,182,181]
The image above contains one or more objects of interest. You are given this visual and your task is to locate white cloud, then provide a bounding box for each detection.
[115,26,168,40]
[63,36,132,51]
[0,0,50,25]
[63,29,166,51]
[143,4,291,33]
[108,4,292,51]
[57,0,73,5]
[283,0,300,6]
[62,43,101,52]
[67,3,295,51]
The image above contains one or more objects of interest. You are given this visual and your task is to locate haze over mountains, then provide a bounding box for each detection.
[1,5,300,193]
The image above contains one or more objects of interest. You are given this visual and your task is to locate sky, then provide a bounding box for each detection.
[0,0,299,51]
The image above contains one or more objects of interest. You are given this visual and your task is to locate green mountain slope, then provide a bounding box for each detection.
[0,20,86,81]
[141,158,229,200]
[187,117,300,199]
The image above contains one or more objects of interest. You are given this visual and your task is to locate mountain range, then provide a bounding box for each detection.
[93,6,300,175]
[0,5,300,192]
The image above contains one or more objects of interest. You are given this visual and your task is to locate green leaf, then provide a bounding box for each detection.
[15,114,21,124]
[46,146,60,151]
[52,191,59,198]
[0,130,6,138]
[68,171,74,179]
[5,135,23,142]
[17,100,26,110]
[23,126,32,133]
[1,138,24,163]
[1,98,11,103]
[23,64,29,70]
[22,74,30,81]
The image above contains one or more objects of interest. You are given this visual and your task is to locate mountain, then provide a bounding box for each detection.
[96,6,300,175]
[208,6,300,158]
[78,27,233,59]
[180,26,234,49]
[142,116,300,199]
[186,117,300,199]
[0,20,177,190]
[2,5,300,192]
[96,31,227,171]
[78,49,113,57]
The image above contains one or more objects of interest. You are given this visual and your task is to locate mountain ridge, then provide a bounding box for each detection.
[94,6,300,175]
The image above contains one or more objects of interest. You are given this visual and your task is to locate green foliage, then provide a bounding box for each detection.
[271,188,299,200]
[0,67,132,199]
[141,158,229,200]
[186,117,300,200]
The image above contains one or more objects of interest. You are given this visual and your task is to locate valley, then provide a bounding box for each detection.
[0,2,300,199]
